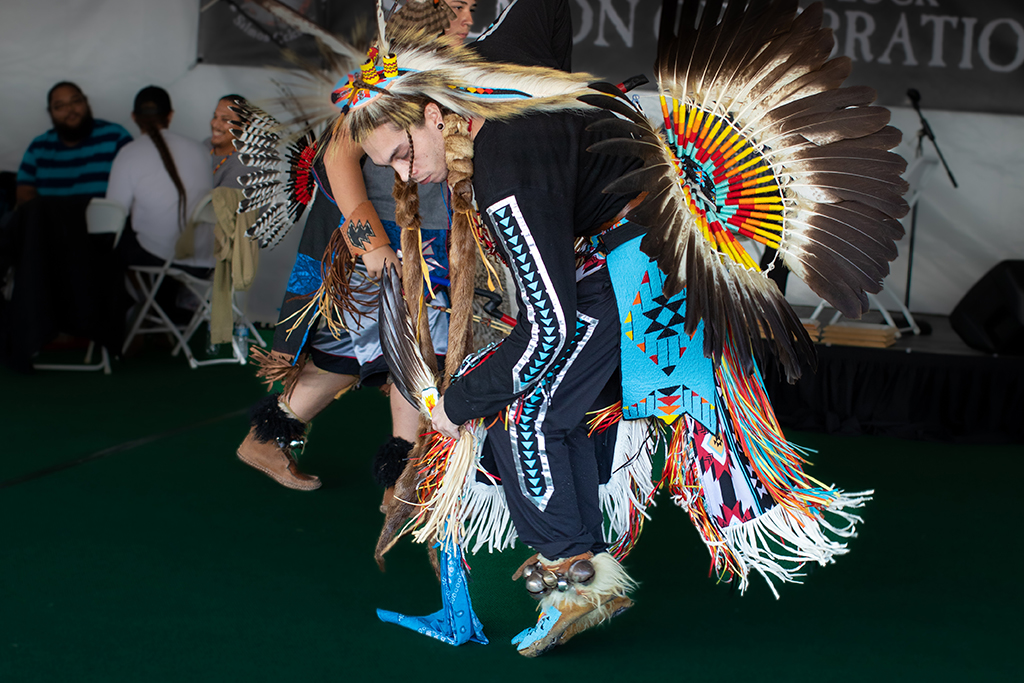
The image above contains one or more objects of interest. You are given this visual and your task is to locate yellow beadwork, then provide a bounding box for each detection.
[382,53,398,78]
[360,60,380,85]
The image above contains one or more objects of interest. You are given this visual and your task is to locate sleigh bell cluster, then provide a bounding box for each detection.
[521,557,596,601]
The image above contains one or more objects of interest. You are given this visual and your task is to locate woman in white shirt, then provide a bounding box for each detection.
[107,85,213,274]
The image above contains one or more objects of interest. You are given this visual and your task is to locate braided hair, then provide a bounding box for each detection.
[388,104,478,390]
[133,86,187,229]
[392,132,438,376]
[438,111,476,390]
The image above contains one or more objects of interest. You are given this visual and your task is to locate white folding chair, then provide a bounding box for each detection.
[33,198,127,374]
[120,191,266,368]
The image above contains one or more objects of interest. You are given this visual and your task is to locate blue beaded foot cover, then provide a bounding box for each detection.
[376,542,488,646]
[511,605,563,651]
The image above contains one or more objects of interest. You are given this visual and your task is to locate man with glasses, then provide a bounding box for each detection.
[15,82,132,207]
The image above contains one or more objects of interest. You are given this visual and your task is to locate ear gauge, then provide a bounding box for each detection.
[437,122,444,130]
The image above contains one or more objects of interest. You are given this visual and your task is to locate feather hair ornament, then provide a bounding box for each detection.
[232,2,594,247]
[584,0,909,382]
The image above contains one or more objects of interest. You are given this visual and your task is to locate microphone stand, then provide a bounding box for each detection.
[905,89,957,314]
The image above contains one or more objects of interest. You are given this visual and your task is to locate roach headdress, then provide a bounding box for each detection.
[332,23,595,144]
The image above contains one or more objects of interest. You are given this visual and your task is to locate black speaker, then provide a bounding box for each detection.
[950,260,1024,355]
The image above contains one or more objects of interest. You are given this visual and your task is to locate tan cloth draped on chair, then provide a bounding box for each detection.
[177,187,259,344]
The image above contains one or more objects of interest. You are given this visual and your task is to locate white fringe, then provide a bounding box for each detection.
[720,489,874,598]
[456,419,662,555]
[459,476,519,554]
[598,419,658,544]
[411,421,486,548]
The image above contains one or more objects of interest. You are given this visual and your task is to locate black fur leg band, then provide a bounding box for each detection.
[250,392,305,444]
[372,436,413,489]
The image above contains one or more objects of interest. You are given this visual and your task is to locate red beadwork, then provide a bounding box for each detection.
[293,142,318,206]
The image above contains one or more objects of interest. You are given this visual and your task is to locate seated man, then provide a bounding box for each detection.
[0,82,132,370]
[16,82,132,206]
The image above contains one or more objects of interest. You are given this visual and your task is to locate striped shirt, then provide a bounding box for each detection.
[16,119,133,197]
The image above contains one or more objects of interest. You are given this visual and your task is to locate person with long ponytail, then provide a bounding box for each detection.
[107,86,212,275]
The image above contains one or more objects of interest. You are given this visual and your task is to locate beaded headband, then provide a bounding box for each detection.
[331,47,405,113]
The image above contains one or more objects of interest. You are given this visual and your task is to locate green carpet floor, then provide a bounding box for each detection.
[1,347,1020,682]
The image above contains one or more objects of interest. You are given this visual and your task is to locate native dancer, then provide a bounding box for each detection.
[241,0,908,657]
[230,0,464,496]
[232,0,573,498]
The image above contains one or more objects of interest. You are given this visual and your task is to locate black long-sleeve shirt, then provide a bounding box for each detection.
[443,109,642,424]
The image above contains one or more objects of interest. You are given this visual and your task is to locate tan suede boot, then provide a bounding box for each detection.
[512,552,636,657]
[237,427,321,491]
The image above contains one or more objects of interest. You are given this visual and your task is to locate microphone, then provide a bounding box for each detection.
[905,86,957,188]
[907,87,935,142]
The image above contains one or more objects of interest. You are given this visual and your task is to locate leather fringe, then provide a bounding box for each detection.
[320,226,376,337]
[251,347,307,399]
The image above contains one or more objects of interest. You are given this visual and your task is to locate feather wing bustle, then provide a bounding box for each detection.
[583,0,910,382]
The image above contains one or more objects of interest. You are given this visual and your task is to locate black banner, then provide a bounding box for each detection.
[198,0,325,66]
[553,0,1024,114]
[198,0,1024,114]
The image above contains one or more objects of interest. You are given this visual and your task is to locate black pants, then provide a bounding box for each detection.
[483,267,621,559]
[0,196,126,371]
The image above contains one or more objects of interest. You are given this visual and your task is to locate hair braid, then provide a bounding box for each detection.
[136,114,187,229]
[440,112,476,391]
[392,135,438,375]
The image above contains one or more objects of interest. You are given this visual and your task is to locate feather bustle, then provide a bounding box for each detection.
[581,0,907,381]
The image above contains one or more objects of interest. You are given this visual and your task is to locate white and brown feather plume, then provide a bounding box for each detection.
[379,263,439,416]
[230,99,319,249]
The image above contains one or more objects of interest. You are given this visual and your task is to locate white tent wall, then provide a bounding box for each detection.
[0,0,303,324]
[2,1,1024,319]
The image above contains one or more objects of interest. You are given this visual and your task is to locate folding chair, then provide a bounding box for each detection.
[120,192,266,368]
[33,198,127,374]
